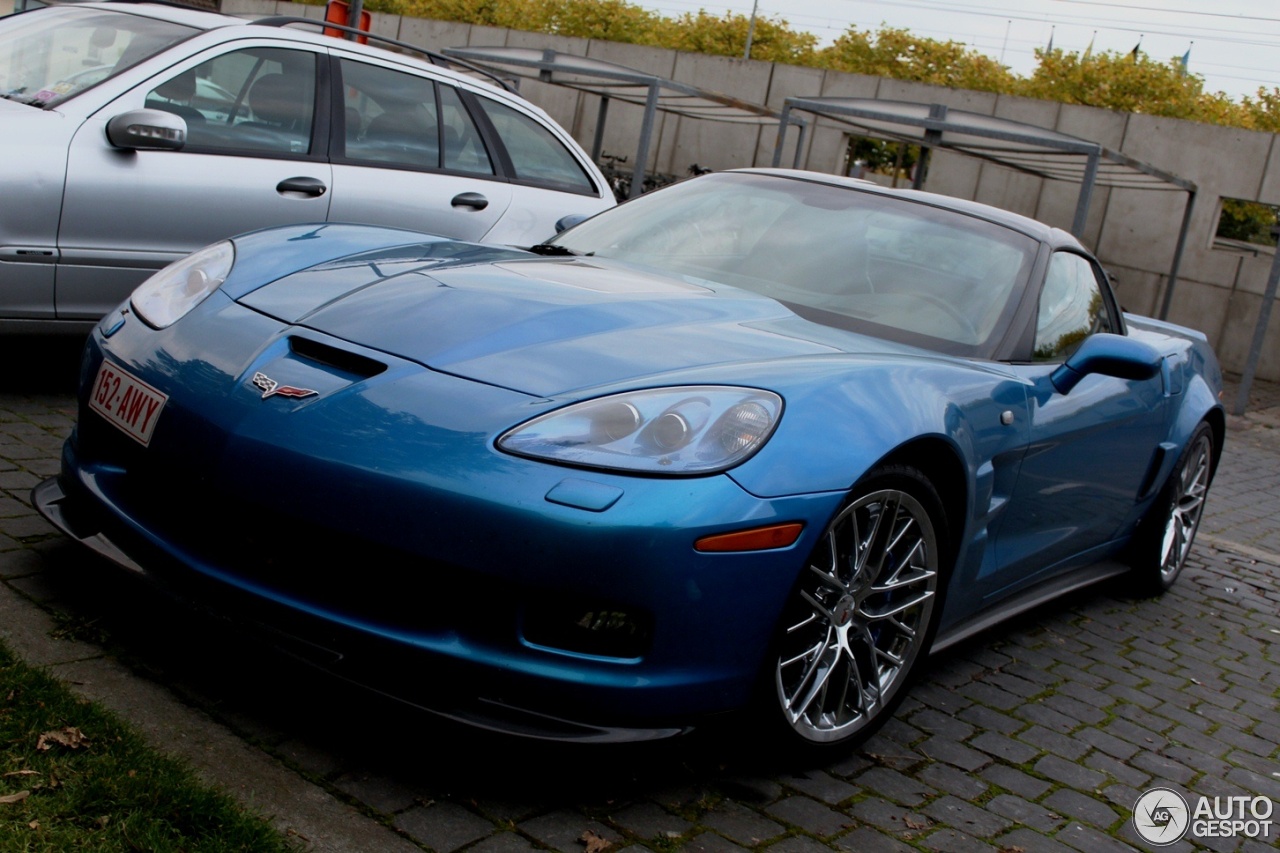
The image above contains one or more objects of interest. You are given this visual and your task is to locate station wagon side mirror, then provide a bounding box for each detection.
[1050,333,1163,394]
[106,109,187,151]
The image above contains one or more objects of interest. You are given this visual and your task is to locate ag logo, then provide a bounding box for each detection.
[1134,787,1190,845]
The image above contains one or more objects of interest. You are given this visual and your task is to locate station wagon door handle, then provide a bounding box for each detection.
[451,192,489,211]
[276,177,328,197]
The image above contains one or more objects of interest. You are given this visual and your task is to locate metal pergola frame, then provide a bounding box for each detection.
[772,97,1198,320]
[443,46,807,200]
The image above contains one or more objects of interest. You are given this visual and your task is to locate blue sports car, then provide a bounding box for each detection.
[36,170,1223,750]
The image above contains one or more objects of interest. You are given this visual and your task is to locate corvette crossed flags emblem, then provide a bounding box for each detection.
[251,372,318,400]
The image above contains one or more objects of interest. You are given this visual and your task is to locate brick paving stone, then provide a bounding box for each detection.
[923,795,1013,838]
[850,797,933,835]
[767,836,835,853]
[907,708,975,741]
[1017,726,1091,762]
[332,771,420,814]
[970,730,1039,765]
[765,795,851,838]
[466,832,541,853]
[610,802,694,841]
[979,764,1053,801]
[986,794,1067,832]
[780,770,859,806]
[700,801,786,846]
[1076,726,1142,761]
[1129,750,1199,786]
[957,703,1024,735]
[831,826,916,853]
[1016,704,1078,734]
[519,813,623,853]
[920,827,998,853]
[1040,789,1122,830]
[916,736,991,772]
[1033,755,1107,791]
[1055,821,1136,853]
[853,767,936,807]
[1082,751,1151,789]
[991,827,1077,853]
[682,832,751,853]
[916,763,988,801]
[393,801,494,852]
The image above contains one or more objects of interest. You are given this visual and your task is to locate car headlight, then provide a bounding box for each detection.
[131,240,234,329]
[498,386,783,475]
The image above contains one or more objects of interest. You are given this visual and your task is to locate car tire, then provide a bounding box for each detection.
[1127,422,1215,596]
[765,465,948,753]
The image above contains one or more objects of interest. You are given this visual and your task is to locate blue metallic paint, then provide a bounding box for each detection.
[40,208,1225,738]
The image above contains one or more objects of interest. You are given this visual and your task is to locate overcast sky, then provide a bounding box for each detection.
[637,0,1280,101]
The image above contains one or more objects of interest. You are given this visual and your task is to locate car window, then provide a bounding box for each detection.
[146,48,316,155]
[339,58,440,169]
[1033,252,1115,361]
[471,94,595,193]
[0,7,197,107]
[555,172,1037,356]
[439,85,493,175]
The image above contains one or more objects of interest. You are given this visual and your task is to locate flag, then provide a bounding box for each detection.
[1180,43,1192,74]
[1130,36,1143,60]
[1047,26,1054,53]
[1083,31,1095,60]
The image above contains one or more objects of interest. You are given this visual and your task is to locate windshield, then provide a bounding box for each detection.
[553,172,1039,357]
[0,7,198,107]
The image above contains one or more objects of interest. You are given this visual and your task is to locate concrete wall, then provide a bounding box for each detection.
[224,0,1280,380]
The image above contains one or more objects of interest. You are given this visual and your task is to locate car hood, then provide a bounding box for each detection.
[238,251,906,397]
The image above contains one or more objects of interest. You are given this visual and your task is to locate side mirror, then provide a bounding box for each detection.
[1050,333,1163,394]
[106,109,187,151]
[554,213,590,233]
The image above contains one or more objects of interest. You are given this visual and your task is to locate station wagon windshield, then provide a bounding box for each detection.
[0,7,198,107]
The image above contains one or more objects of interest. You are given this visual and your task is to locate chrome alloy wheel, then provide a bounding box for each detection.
[1159,431,1212,582]
[775,486,939,743]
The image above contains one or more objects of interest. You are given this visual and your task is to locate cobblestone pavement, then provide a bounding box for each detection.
[1,339,1277,853]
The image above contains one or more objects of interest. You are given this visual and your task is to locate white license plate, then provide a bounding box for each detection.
[88,361,168,447]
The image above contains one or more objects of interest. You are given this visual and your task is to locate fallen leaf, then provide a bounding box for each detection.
[36,727,90,751]
[95,815,110,829]
[903,817,928,830]
[28,821,39,830]
[0,791,31,805]
[579,829,612,853]
[2,771,40,778]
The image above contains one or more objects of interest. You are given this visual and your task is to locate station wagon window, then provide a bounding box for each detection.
[1033,252,1115,361]
[471,94,594,193]
[146,48,316,155]
[439,85,493,175]
[340,59,440,169]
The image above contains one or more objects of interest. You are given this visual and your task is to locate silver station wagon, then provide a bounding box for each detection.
[0,1,614,331]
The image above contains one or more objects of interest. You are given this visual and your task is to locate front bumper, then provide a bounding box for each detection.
[37,315,845,740]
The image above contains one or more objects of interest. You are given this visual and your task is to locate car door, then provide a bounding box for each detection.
[325,54,512,241]
[58,43,332,319]
[989,250,1168,596]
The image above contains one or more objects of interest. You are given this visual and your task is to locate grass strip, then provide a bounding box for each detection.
[0,638,296,851]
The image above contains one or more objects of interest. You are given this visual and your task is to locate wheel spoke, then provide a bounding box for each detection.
[801,589,835,622]
[807,562,848,594]
[862,587,935,621]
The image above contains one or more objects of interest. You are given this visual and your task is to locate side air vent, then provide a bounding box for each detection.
[289,337,387,379]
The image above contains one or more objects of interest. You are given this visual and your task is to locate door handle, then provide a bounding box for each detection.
[451,192,489,211]
[276,177,327,197]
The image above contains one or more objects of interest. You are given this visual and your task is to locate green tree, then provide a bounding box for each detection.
[817,27,1017,92]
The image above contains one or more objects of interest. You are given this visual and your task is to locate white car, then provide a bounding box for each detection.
[0,1,614,331]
